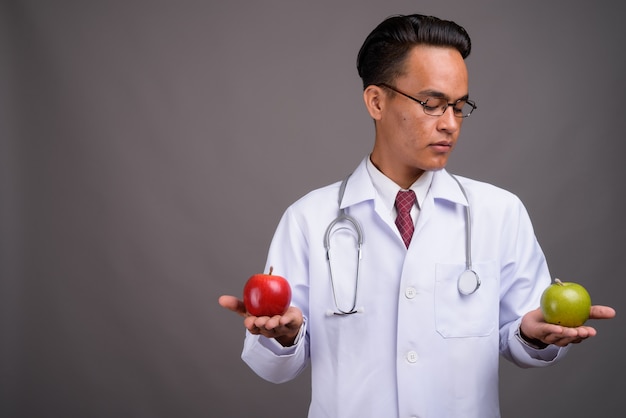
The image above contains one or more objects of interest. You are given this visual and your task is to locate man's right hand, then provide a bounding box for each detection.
[218,295,303,347]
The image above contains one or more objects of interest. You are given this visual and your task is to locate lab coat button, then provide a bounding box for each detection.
[406,351,418,363]
[405,287,417,299]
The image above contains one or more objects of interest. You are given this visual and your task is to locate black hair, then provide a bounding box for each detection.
[356,14,472,89]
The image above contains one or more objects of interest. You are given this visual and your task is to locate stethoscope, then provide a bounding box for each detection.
[323,172,480,316]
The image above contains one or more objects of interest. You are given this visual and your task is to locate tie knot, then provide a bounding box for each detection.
[395,190,416,214]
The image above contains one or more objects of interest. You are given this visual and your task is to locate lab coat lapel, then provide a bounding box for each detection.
[414,169,469,237]
[338,158,399,238]
[337,158,375,210]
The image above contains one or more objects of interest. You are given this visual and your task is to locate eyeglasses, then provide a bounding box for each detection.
[378,83,477,118]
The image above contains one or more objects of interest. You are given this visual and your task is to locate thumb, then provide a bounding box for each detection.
[218,295,247,317]
[589,305,616,320]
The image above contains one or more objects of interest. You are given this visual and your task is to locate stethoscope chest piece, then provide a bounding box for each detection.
[458,269,481,296]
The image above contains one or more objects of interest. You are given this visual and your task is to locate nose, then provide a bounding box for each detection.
[436,106,462,133]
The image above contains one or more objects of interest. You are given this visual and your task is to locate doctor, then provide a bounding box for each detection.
[219,13,615,417]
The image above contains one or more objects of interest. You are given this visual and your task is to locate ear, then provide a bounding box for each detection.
[363,85,385,121]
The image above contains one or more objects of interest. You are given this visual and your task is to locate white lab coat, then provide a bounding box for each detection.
[242,157,569,418]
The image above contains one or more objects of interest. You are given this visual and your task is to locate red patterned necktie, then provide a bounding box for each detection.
[395,190,416,248]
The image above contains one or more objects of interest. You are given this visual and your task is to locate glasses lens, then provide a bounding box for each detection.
[453,101,475,118]
[422,98,448,116]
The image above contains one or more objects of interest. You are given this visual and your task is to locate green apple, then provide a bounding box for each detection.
[540,278,591,327]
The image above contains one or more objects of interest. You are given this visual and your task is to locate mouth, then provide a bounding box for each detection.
[429,141,453,152]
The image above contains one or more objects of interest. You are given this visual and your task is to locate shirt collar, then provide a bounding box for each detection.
[365,155,434,216]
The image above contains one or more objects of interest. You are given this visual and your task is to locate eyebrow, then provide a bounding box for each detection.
[417,89,470,102]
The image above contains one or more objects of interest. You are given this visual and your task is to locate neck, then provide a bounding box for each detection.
[369,153,424,189]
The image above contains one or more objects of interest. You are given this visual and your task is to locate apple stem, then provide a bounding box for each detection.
[269,266,274,275]
[554,278,563,286]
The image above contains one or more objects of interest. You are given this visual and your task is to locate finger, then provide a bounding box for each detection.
[546,325,596,346]
[532,323,565,342]
[252,315,271,330]
[553,336,584,346]
[589,305,616,320]
[251,322,280,339]
[247,315,287,338]
[545,328,584,347]
[244,316,263,334]
[265,315,283,330]
[218,295,247,316]
[576,326,596,339]
[278,306,304,328]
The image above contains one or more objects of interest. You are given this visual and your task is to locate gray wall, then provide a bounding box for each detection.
[1,1,624,417]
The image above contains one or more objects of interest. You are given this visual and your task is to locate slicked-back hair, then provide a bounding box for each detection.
[356,14,472,90]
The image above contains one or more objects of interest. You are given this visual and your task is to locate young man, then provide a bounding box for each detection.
[219,14,615,417]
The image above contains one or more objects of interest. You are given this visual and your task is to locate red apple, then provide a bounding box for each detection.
[540,278,591,327]
[243,267,291,317]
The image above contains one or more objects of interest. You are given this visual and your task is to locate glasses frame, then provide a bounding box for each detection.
[378,83,477,118]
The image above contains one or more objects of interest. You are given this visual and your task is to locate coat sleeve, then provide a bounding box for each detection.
[496,194,571,367]
[242,321,309,384]
[241,204,312,383]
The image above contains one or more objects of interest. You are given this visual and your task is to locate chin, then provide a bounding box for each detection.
[423,160,449,172]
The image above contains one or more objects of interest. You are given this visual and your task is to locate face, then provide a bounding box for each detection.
[365,45,469,188]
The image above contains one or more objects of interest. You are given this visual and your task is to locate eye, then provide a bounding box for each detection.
[452,107,464,116]
[455,100,476,117]
[423,98,446,112]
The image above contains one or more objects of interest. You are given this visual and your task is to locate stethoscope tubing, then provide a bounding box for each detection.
[324,171,480,315]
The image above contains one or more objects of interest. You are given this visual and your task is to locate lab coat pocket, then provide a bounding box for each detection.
[434,262,498,338]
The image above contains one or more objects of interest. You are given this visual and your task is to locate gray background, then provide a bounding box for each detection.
[1,1,624,417]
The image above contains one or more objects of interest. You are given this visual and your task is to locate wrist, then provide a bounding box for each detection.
[518,326,549,350]
[276,323,304,347]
